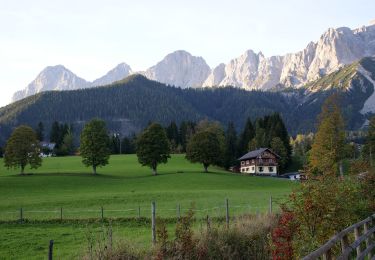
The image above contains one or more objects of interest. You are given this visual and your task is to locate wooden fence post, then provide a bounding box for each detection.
[20,208,23,222]
[108,225,113,251]
[340,234,349,254]
[48,240,54,260]
[151,201,156,245]
[269,196,273,214]
[101,206,104,221]
[60,207,63,221]
[364,222,373,259]
[225,198,229,228]
[177,204,181,220]
[323,249,332,260]
[354,227,361,256]
[206,215,210,230]
[138,205,141,219]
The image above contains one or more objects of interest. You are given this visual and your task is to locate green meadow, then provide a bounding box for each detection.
[0,154,296,259]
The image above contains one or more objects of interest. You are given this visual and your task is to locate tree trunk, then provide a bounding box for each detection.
[93,165,97,175]
[152,165,157,176]
[203,163,208,173]
[20,165,25,175]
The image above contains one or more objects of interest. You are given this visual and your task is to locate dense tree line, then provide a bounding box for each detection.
[0,74,370,145]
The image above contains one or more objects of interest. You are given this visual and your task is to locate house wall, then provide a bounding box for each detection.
[240,165,277,175]
[256,166,277,176]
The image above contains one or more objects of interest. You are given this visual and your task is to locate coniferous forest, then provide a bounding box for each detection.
[0,74,370,145]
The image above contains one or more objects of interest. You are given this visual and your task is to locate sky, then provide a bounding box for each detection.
[0,0,374,107]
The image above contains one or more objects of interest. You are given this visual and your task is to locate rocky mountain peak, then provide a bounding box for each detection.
[92,63,132,86]
[143,50,211,88]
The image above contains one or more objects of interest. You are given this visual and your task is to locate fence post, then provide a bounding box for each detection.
[354,227,361,256]
[177,204,181,220]
[151,201,156,245]
[364,222,372,259]
[108,225,113,251]
[60,207,63,221]
[48,240,54,260]
[323,249,332,260]
[225,198,229,228]
[269,196,273,214]
[138,205,141,219]
[20,208,23,222]
[101,206,104,221]
[340,234,349,254]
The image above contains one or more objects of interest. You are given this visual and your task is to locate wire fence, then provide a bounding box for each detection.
[0,196,285,222]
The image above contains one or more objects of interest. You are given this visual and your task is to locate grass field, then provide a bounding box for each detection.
[0,154,296,259]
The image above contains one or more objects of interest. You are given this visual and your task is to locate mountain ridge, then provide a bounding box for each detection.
[11,22,375,101]
[2,57,375,146]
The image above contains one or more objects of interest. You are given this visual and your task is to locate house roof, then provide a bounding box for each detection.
[237,148,280,161]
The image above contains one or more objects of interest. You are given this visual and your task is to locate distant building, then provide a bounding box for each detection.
[39,142,56,157]
[238,148,280,176]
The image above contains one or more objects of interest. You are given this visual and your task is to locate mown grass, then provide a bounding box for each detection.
[0,154,296,259]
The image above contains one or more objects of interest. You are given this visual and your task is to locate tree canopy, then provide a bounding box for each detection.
[309,95,345,177]
[186,130,221,173]
[4,125,42,174]
[136,123,171,175]
[79,119,111,174]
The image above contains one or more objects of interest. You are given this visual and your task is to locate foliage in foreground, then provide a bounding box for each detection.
[83,212,276,260]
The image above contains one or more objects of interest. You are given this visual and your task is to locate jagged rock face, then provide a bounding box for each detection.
[280,25,375,88]
[12,65,90,102]
[204,50,284,90]
[143,50,211,88]
[92,63,132,86]
[208,24,375,90]
[202,63,225,87]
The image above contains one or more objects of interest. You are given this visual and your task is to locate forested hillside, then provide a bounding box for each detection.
[0,71,372,145]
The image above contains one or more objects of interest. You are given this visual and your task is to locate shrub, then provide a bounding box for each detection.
[154,212,275,260]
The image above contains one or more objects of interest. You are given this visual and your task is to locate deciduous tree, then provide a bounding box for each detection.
[80,119,111,174]
[186,131,221,173]
[4,125,42,174]
[309,95,345,177]
[136,123,171,175]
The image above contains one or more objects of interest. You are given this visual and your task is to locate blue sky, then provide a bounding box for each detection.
[0,0,374,107]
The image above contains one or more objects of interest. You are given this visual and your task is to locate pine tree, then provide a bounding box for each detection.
[362,116,375,164]
[36,122,44,141]
[50,121,60,145]
[223,122,238,169]
[270,137,288,170]
[179,121,195,152]
[79,119,111,174]
[60,128,75,155]
[136,123,171,175]
[166,121,179,151]
[237,118,255,155]
[309,95,345,177]
[4,125,42,174]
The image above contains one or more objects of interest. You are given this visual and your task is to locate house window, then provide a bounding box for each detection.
[252,159,254,163]
[269,167,273,172]
[246,167,249,171]
[241,168,244,172]
[252,166,255,171]
[246,160,249,165]
[259,167,263,172]
[241,161,245,166]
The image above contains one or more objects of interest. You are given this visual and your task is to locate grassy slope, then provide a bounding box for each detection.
[0,154,295,259]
